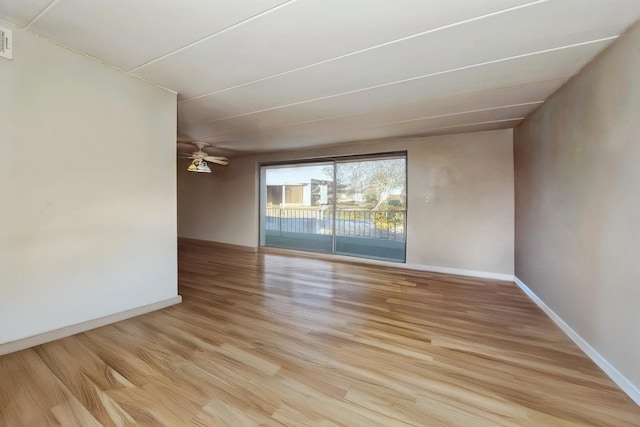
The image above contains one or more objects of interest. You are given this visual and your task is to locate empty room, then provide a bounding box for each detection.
[1,1,640,425]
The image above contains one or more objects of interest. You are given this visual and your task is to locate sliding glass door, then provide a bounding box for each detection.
[260,162,335,253]
[260,153,406,262]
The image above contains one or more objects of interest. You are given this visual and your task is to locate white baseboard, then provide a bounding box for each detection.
[259,246,514,281]
[179,237,257,252]
[404,263,514,281]
[0,296,182,356]
[514,277,640,406]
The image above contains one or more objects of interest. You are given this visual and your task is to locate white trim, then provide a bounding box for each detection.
[0,296,182,356]
[179,237,257,252]
[514,277,640,406]
[259,246,514,281]
[404,263,514,281]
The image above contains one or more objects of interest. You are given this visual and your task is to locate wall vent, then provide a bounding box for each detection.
[0,26,13,60]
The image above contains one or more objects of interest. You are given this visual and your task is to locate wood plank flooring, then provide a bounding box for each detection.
[1,239,639,426]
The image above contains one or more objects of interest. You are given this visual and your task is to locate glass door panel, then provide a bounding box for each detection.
[335,157,406,262]
[260,163,334,253]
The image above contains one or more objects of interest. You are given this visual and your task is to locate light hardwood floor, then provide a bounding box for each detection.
[1,240,639,426]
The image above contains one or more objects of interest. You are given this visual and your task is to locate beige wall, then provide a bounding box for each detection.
[0,25,178,344]
[514,22,640,391]
[178,129,514,276]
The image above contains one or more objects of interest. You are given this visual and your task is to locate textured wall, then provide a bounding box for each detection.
[178,129,514,275]
[514,22,640,390]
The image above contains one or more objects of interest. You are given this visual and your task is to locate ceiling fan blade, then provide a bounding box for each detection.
[207,158,229,166]
[204,155,228,161]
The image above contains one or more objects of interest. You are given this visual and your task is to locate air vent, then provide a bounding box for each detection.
[0,25,13,60]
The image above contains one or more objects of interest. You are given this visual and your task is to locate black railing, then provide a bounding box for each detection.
[265,208,406,241]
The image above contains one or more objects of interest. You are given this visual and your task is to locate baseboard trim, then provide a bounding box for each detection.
[259,246,513,281]
[178,237,257,252]
[0,296,182,356]
[514,277,640,406]
[404,263,514,281]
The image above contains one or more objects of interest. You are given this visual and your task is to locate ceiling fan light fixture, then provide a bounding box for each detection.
[188,159,212,173]
[197,161,212,173]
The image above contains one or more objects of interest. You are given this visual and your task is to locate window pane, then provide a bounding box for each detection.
[259,154,406,263]
[261,163,334,253]
[335,157,406,262]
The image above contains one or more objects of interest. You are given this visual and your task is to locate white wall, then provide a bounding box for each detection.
[178,129,514,276]
[0,26,178,344]
[514,21,640,395]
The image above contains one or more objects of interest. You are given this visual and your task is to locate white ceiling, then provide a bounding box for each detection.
[2,0,640,154]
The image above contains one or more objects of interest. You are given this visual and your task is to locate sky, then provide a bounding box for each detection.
[265,164,331,185]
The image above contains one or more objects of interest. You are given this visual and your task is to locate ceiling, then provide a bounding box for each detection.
[2,1,640,154]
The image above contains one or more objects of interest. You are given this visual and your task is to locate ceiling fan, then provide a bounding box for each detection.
[179,141,228,173]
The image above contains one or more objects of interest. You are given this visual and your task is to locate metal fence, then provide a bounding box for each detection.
[265,208,406,241]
